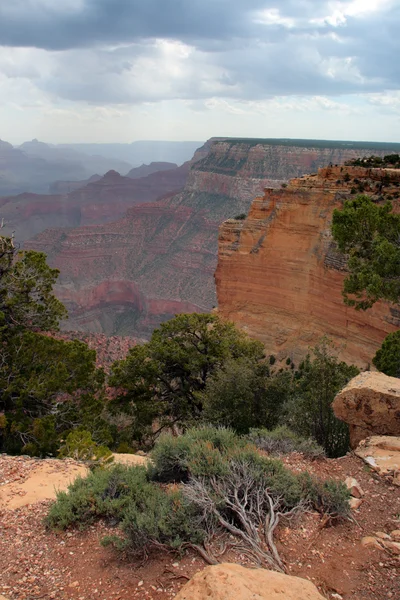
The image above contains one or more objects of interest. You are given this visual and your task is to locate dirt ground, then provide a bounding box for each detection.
[0,453,399,600]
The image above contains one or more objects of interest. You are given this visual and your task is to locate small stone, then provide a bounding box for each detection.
[390,530,400,541]
[382,541,400,555]
[361,536,382,549]
[68,581,79,588]
[375,531,391,540]
[349,497,363,510]
[345,477,364,498]
[138,581,144,587]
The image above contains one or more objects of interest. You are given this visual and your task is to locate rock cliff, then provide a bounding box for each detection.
[27,139,400,338]
[215,164,400,366]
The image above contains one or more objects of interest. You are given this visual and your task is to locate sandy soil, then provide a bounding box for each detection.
[0,457,88,510]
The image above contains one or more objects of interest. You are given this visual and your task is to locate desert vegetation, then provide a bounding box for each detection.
[346,153,400,168]
[47,426,350,571]
[332,193,400,377]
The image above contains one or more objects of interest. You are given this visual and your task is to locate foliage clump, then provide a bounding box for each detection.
[285,340,358,458]
[332,195,400,310]
[48,427,350,571]
[247,426,324,458]
[346,154,400,168]
[373,330,400,378]
[110,313,266,442]
[0,235,112,456]
[58,430,113,465]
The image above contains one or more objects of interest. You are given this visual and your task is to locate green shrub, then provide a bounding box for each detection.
[149,427,239,482]
[47,427,351,570]
[149,434,193,482]
[58,430,113,465]
[104,486,204,553]
[47,464,204,554]
[373,330,400,377]
[285,340,358,457]
[247,426,324,458]
[301,474,351,519]
[200,359,290,434]
[46,464,149,529]
[233,213,247,220]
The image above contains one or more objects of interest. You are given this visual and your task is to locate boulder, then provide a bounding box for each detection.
[332,372,400,447]
[355,436,400,485]
[174,563,325,600]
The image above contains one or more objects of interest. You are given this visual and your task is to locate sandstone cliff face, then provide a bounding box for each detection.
[215,165,400,366]
[27,140,400,339]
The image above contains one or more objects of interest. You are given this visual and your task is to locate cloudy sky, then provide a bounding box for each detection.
[0,0,399,144]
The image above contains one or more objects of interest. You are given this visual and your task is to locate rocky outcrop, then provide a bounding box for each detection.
[26,140,400,338]
[174,563,325,600]
[355,436,400,486]
[333,372,400,446]
[216,165,400,367]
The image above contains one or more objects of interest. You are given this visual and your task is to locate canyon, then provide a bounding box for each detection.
[25,138,400,340]
[215,164,400,367]
[1,163,189,242]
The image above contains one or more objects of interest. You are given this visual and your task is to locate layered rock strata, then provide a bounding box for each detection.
[1,164,189,242]
[215,165,400,366]
[27,140,400,338]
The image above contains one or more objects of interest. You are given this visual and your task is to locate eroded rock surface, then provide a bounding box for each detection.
[355,436,400,485]
[216,165,400,366]
[174,563,325,600]
[333,372,400,446]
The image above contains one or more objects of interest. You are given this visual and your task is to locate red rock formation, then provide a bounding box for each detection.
[215,165,400,366]
[26,140,400,339]
[2,163,189,242]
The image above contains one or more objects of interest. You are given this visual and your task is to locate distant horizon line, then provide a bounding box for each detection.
[5,136,400,148]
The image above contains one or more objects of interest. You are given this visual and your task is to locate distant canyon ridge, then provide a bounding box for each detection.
[11,137,399,363]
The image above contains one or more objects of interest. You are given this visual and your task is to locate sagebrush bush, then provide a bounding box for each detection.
[46,464,149,529]
[300,473,351,519]
[47,463,204,554]
[149,426,242,482]
[47,426,351,570]
[247,426,325,458]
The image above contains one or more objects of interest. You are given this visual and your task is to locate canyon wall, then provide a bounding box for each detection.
[1,164,189,242]
[215,165,400,367]
[27,138,400,339]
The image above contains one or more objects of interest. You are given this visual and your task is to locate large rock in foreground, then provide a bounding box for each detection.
[333,372,400,447]
[174,563,325,600]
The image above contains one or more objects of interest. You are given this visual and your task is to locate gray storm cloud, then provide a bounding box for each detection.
[0,1,398,104]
